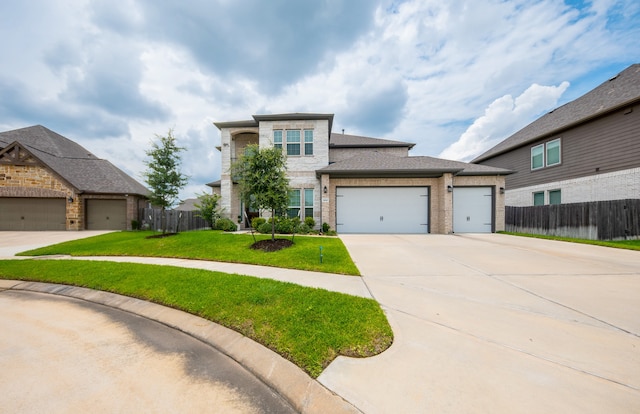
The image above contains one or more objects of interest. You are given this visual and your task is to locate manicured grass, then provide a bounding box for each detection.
[501,232,640,251]
[18,231,360,275]
[0,259,392,378]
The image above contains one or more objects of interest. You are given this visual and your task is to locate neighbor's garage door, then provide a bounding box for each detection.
[453,187,493,233]
[336,187,429,234]
[86,199,127,230]
[0,198,66,230]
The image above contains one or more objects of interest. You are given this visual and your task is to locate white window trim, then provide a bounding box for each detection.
[546,138,561,167]
[531,144,544,170]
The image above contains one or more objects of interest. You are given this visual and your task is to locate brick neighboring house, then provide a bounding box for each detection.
[0,125,149,230]
[214,113,512,234]
[472,64,640,206]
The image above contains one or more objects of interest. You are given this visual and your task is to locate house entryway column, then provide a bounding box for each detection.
[320,173,331,231]
[442,173,454,234]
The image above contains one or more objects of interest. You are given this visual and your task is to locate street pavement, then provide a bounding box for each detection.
[0,289,297,413]
[1,231,639,413]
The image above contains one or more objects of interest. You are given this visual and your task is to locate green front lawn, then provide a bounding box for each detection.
[0,260,392,378]
[501,232,640,251]
[18,231,360,275]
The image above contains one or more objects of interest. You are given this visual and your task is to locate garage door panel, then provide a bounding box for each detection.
[86,199,127,230]
[0,198,66,230]
[336,187,429,234]
[453,187,493,233]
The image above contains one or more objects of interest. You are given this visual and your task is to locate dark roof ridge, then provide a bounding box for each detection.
[472,63,640,163]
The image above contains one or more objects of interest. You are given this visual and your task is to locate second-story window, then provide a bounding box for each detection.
[304,130,313,155]
[273,129,314,156]
[531,138,561,170]
[286,130,301,155]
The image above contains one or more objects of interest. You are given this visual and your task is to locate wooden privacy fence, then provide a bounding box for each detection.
[505,199,640,240]
[139,208,210,232]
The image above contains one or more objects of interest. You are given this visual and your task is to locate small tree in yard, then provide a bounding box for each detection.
[194,192,222,228]
[231,144,289,241]
[143,129,189,233]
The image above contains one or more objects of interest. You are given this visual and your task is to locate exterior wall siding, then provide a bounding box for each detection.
[506,167,640,206]
[479,104,640,192]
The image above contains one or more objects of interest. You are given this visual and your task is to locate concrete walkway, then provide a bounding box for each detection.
[320,234,640,413]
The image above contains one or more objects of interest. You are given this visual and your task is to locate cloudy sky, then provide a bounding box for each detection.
[1,0,638,200]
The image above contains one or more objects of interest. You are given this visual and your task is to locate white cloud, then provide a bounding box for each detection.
[1,0,638,200]
[438,81,570,161]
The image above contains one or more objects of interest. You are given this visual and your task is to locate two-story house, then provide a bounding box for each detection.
[213,113,512,234]
[472,64,640,207]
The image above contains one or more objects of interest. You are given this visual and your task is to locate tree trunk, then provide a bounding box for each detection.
[271,208,276,241]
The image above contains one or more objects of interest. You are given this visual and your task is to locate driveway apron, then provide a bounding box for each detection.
[320,234,640,414]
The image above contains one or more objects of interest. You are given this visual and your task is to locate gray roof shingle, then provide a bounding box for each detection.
[330,132,415,149]
[0,125,149,196]
[472,64,640,163]
[317,152,512,177]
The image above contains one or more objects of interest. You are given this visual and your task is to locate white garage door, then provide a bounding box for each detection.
[453,187,493,233]
[336,187,429,234]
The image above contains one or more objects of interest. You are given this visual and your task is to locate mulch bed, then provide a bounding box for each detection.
[250,239,293,252]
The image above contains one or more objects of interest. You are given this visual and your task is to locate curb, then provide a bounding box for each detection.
[0,279,362,414]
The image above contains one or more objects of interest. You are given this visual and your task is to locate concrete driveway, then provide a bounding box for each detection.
[320,234,640,413]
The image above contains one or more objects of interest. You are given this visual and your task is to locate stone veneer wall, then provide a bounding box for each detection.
[0,164,82,230]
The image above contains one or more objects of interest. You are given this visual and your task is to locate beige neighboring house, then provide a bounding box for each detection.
[0,125,149,231]
[214,113,512,234]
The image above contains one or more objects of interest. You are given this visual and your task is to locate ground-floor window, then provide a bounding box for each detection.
[533,191,544,206]
[548,189,561,205]
[288,188,314,219]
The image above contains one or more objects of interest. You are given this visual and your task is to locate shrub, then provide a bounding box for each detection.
[251,217,266,229]
[304,216,315,228]
[131,220,140,230]
[276,217,296,234]
[214,218,237,232]
[257,222,272,234]
[297,223,311,234]
[322,222,330,233]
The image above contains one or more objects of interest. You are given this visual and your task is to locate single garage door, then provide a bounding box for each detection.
[86,199,127,230]
[0,198,66,230]
[336,187,429,234]
[453,187,493,233]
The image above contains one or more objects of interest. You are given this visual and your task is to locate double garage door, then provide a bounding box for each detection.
[0,198,66,230]
[336,187,430,234]
[335,186,494,234]
[0,198,127,230]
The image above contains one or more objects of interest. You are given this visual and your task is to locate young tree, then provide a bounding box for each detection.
[231,144,289,241]
[194,192,222,228]
[143,129,189,233]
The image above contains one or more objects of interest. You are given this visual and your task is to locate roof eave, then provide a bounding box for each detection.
[473,96,640,163]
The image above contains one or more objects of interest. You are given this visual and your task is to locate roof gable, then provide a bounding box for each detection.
[0,142,43,167]
[473,64,640,162]
[0,125,149,196]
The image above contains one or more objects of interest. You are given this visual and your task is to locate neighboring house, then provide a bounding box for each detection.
[472,64,640,207]
[0,125,149,231]
[214,113,512,234]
